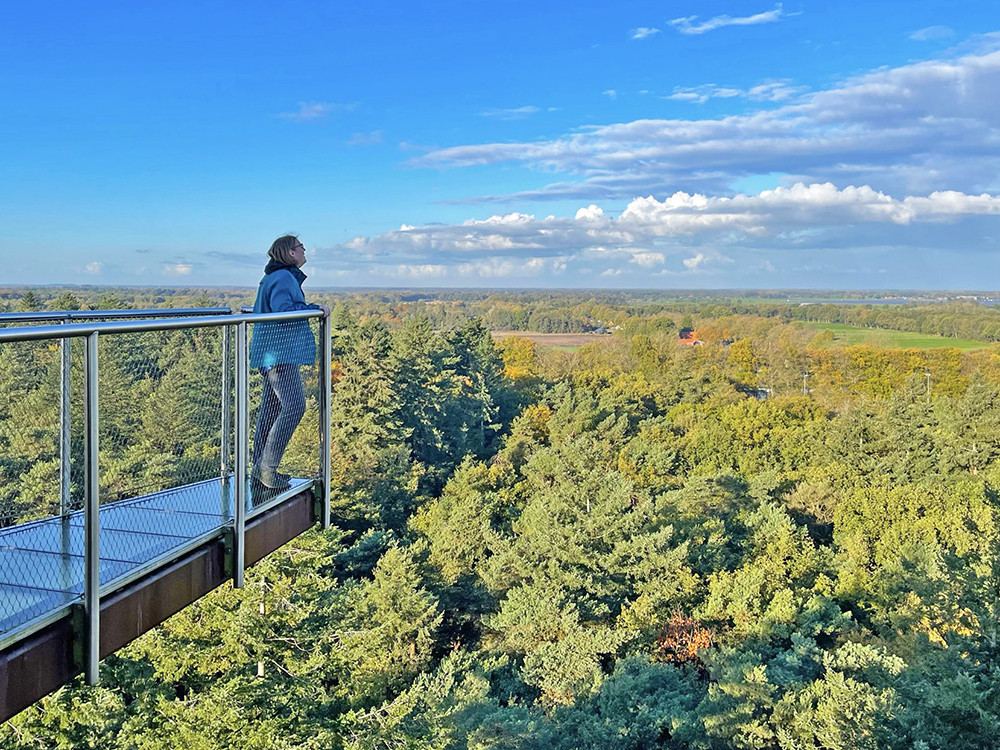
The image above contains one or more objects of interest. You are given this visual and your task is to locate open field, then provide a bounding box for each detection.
[802,322,988,351]
[491,331,616,351]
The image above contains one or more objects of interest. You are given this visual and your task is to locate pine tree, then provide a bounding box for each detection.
[342,544,443,702]
[51,291,81,311]
[19,290,42,312]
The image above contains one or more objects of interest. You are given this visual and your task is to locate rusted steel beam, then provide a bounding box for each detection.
[0,617,75,723]
[99,539,228,658]
[245,492,315,567]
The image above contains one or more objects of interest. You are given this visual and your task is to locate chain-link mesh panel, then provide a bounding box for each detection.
[0,327,68,635]
[0,316,234,638]
[287,317,321,478]
[97,326,226,504]
[247,317,321,500]
[0,335,64,528]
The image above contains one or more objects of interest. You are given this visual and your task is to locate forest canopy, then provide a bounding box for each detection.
[4,287,1000,749]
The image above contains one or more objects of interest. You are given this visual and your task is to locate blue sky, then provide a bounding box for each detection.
[2,1,1000,289]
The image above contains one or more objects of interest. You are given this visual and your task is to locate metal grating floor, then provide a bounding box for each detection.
[0,476,312,636]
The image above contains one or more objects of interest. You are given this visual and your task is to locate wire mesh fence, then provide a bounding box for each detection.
[0,313,229,637]
[97,326,227,504]
[0,335,63,527]
[247,317,322,505]
[0,312,234,528]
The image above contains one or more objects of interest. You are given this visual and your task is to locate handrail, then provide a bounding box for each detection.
[0,309,324,343]
[0,307,233,324]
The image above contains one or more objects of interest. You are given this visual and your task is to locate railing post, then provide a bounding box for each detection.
[319,312,332,529]
[234,321,248,589]
[83,332,100,685]
[59,320,73,586]
[221,324,231,479]
[59,318,72,516]
[220,325,232,519]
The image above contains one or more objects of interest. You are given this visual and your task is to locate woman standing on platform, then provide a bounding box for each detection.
[249,235,329,489]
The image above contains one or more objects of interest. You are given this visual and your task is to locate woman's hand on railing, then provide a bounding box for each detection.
[319,305,331,318]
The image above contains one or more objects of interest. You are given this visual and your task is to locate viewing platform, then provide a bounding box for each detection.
[0,308,333,722]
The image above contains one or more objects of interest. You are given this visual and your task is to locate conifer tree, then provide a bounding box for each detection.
[18,290,42,312]
[342,544,443,702]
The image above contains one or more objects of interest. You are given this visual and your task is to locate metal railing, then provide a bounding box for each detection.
[0,309,332,684]
[0,307,233,326]
[0,308,234,519]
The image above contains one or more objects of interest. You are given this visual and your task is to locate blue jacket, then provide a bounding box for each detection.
[249,263,318,367]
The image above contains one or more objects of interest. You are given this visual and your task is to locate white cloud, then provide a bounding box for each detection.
[603,89,618,99]
[910,26,954,42]
[344,235,370,250]
[682,252,734,270]
[666,81,807,104]
[631,251,666,267]
[347,130,384,146]
[277,101,356,122]
[480,105,541,120]
[621,184,1000,234]
[394,264,447,277]
[668,85,743,103]
[163,263,193,276]
[414,46,1000,201]
[630,27,660,40]
[670,4,785,35]
[464,212,536,226]
[458,259,518,277]
[575,204,606,222]
[746,81,806,101]
[84,262,101,274]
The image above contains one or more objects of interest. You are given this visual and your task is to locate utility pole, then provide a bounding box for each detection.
[257,599,266,678]
[802,371,810,396]
[925,370,931,404]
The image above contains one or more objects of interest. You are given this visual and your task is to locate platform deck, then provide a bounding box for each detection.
[0,476,312,636]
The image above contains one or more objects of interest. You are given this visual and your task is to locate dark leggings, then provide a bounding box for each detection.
[251,364,305,474]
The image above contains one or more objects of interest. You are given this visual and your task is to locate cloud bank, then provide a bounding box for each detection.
[414,46,1000,202]
[314,184,1000,282]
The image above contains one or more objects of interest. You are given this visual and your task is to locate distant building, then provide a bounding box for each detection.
[734,383,771,399]
[679,330,702,346]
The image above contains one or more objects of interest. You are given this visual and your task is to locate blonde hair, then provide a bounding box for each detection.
[268,235,300,265]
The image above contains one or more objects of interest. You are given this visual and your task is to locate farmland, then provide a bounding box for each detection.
[802,321,987,350]
[490,331,615,350]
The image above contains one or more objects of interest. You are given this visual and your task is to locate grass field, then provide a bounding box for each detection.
[492,326,989,352]
[802,322,987,351]
[491,331,615,351]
